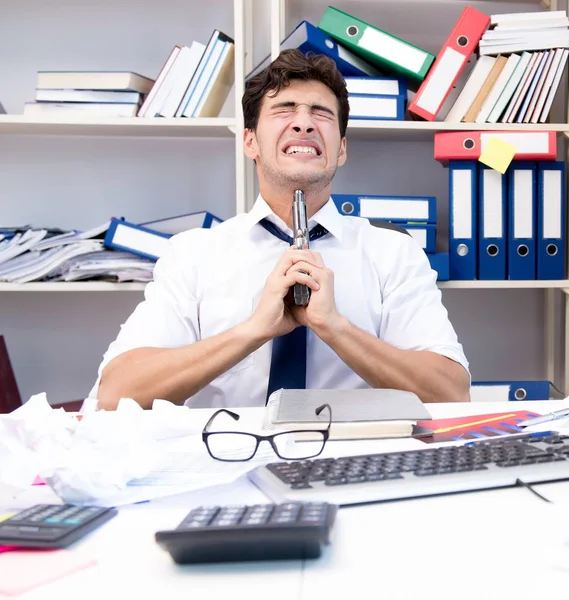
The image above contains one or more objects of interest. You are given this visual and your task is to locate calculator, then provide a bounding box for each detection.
[155,501,337,564]
[0,504,118,549]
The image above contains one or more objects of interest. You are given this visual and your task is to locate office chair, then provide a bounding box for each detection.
[0,335,84,413]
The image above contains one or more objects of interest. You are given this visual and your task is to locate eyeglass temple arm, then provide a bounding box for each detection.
[315,403,332,430]
[203,408,240,433]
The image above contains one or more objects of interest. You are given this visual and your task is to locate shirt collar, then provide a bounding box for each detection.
[247,194,344,242]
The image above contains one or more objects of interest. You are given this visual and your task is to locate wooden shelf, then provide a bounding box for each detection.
[346,121,569,141]
[0,116,236,138]
[438,280,569,289]
[0,282,147,291]
[2,280,569,292]
[1,115,566,141]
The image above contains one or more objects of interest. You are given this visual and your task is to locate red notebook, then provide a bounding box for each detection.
[416,410,540,444]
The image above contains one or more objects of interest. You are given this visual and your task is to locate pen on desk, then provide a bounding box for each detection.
[517,408,569,428]
[464,431,555,446]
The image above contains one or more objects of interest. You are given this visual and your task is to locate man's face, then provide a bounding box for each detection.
[244,79,347,190]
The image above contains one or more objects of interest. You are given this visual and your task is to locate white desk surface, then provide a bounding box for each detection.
[3,400,569,600]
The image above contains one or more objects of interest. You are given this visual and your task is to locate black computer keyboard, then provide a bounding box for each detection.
[248,431,569,506]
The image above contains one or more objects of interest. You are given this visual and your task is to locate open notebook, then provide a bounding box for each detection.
[263,389,433,441]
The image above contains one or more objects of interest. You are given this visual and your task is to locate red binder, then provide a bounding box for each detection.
[434,130,557,164]
[408,6,490,121]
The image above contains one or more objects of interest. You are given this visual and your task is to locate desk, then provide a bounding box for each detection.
[3,401,569,600]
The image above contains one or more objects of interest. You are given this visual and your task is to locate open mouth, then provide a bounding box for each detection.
[282,142,322,157]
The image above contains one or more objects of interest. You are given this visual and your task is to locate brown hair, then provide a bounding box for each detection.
[242,49,349,137]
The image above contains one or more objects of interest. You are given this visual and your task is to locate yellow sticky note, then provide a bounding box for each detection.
[478,137,517,174]
[0,514,13,522]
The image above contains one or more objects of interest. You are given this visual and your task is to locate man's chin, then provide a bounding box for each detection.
[281,168,334,187]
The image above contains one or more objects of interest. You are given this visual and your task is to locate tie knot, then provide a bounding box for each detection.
[259,218,329,245]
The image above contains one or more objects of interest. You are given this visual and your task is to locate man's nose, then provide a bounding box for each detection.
[290,108,315,134]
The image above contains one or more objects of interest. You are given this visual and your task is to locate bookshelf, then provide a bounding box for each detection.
[1,0,568,404]
[0,116,237,138]
[1,280,569,292]
[346,121,569,141]
[267,0,569,396]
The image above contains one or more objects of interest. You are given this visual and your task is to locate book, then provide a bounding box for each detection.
[415,410,541,444]
[35,89,141,104]
[158,42,206,118]
[23,102,139,118]
[36,71,154,93]
[138,46,182,117]
[263,388,433,441]
[177,30,234,118]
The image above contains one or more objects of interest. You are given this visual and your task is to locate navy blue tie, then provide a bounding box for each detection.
[259,218,329,403]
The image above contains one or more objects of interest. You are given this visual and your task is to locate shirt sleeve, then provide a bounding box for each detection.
[87,234,200,399]
[378,234,470,379]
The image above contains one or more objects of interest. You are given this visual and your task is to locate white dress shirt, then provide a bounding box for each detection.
[89,196,469,407]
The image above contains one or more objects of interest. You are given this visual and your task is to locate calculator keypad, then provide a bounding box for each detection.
[178,502,330,530]
[0,504,117,547]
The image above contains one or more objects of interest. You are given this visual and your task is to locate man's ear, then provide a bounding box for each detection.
[243,128,259,161]
[337,137,347,167]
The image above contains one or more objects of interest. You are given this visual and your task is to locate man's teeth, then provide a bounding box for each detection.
[285,146,318,155]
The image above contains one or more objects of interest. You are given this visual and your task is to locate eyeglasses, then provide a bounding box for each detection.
[202,403,332,462]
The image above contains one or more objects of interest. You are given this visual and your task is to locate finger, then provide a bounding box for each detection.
[289,249,325,268]
[272,247,308,276]
[286,261,322,278]
[283,271,320,291]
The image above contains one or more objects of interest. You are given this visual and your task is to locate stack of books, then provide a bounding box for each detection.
[24,71,154,118]
[139,30,234,118]
[445,11,569,124]
[330,193,449,281]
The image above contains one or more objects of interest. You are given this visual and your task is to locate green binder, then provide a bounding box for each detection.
[318,6,435,87]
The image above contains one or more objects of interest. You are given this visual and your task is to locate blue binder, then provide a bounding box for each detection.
[427,252,449,281]
[104,218,172,261]
[472,380,557,401]
[331,194,436,223]
[140,210,223,234]
[478,165,507,280]
[508,161,537,280]
[537,161,566,280]
[401,223,436,253]
[348,93,405,121]
[344,76,407,97]
[246,21,380,81]
[449,161,478,280]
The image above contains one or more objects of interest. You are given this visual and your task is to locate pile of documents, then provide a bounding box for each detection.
[0,394,274,509]
[0,222,155,284]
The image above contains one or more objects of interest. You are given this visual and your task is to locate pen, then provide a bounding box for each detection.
[518,408,569,428]
[464,430,555,446]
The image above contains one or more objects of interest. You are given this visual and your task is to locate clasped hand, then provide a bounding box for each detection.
[250,246,339,340]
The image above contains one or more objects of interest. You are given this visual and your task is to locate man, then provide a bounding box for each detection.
[92,49,470,410]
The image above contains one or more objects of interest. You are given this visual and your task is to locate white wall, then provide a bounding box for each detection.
[0,0,561,405]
